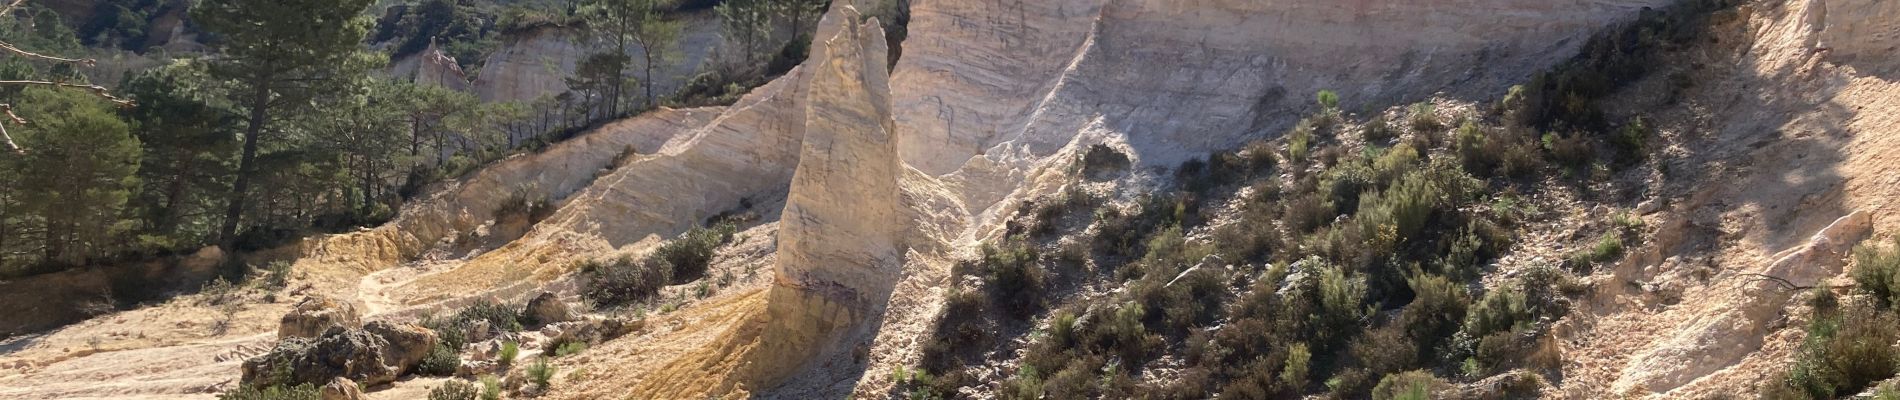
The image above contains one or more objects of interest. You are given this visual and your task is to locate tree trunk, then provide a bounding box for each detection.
[156,155,192,236]
[219,80,272,254]
[643,48,656,107]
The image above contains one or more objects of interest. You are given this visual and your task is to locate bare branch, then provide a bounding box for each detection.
[0,41,94,66]
[0,80,134,107]
[1734,273,1856,292]
[0,104,20,155]
[0,0,25,18]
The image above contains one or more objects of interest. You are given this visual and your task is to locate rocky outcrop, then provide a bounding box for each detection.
[320,377,365,400]
[471,13,727,104]
[388,41,473,92]
[888,0,1677,177]
[241,322,438,387]
[754,4,900,385]
[773,6,901,314]
[299,107,721,276]
[362,321,438,374]
[279,296,361,339]
[1616,211,1872,392]
[523,292,572,326]
[1808,0,1900,70]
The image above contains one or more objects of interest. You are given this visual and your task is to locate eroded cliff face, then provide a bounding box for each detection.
[758,3,900,381]
[20,0,1871,398]
[388,42,473,92]
[1809,0,1900,71]
[472,13,727,104]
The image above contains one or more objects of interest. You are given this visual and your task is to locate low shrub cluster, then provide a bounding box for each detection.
[429,380,479,400]
[905,87,1612,399]
[219,383,320,400]
[1761,291,1900,399]
[417,300,527,377]
[582,222,738,308]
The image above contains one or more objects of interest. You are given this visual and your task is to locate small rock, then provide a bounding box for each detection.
[279,296,361,339]
[457,360,497,376]
[320,377,364,400]
[1636,198,1663,215]
[464,319,493,343]
[523,292,573,326]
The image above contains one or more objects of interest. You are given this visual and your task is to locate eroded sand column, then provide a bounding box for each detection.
[753,5,903,386]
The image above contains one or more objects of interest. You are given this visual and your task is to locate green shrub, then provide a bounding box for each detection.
[1875,382,1900,400]
[1464,286,1532,338]
[1363,116,1397,144]
[1763,303,1900,399]
[429,380,479,400]
[1288,124,1315,164]
[1853,238,1900,309]
[553,340,588,357]
[1613,116,1651,162]
[1282,342,1311,390]
[582,256,673,308]
[1371,144,1420,184]
[977,236,1044,319]
[1566,232,1625,270]
[494,187,554,224]
[527,358,555,389]
[1371,370,1446,400]
[1350,325,1417,379]
[219,382,320,400]
[1317,90,1341,110]
[1355,169,1445,245]
[1409,102,1441,133]
[499,341,519,367]
[1316,261,1368,345]
[1100,302,1162,366]
[1454,121,1543,179]
[480,375,502,400]
[1400,272,1469,359]
[1540,131,1593,167]
[418,343,461,376]
[655,222,737,280]
[454,300,524,333]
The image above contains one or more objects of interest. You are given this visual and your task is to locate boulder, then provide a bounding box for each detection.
[362,321,438,375]
[242,328,393,387]
[279,296,361,339]
[241,322,438,387]
[541,316,641,347]
[319,377,364,400]
[523,292,572,326]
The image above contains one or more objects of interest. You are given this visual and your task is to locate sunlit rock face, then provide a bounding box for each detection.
[755,3,901,385]
[893,0,1673,175]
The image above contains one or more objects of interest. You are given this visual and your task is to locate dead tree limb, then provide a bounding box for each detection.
[0,0,133,155]
[1735,273,1855,292]
[0,80,132,106]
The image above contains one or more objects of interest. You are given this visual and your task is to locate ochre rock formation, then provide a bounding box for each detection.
[756,3,901,384]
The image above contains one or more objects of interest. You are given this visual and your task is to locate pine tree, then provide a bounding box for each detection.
[120,60,237,248]
[10,87,139,264]
[192,0,375,254]
[716,0,774,70]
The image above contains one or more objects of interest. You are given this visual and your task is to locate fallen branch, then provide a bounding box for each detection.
[0,80,132,107]
[1735,273,1855,292]
[0,104,19,154]
[0,41,94,66]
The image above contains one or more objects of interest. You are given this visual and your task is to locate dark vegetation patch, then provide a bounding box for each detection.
[581,222,738,308]
[894,3,1748,394]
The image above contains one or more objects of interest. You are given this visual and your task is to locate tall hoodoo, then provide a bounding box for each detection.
[757,3,901,383]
